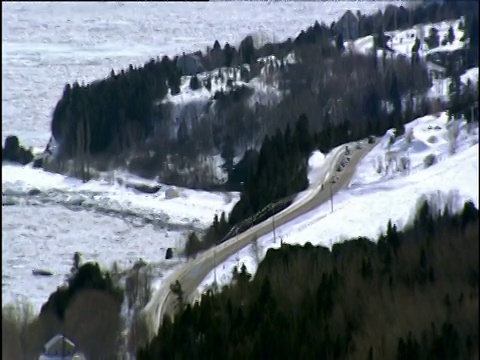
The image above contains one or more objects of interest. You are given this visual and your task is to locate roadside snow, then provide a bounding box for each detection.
[198,112,478,294]
[461,67,479,86]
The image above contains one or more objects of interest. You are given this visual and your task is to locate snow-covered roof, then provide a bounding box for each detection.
[43,334,76,354]
[426,61,446,72]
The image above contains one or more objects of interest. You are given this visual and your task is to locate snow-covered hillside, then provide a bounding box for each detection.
[158,60,286,137]
[3,1,400,149]
[461,67,479,85]
[197,112,479,295]
[352,17,466,58]
[351,17,478,104]
[162,16,477,137]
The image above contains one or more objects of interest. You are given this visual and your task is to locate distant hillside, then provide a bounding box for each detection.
[44,0,477,190]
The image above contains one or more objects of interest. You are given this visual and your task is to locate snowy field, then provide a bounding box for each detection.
[3,1,404,313]
[198,112,479,294]
[352,17,466,58]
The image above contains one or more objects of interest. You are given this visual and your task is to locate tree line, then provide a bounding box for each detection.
[42,0,477,186]
[120,26,433,189]
[139,197,479,359]
[2,196,478,358]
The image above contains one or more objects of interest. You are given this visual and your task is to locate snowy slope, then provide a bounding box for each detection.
[461,67,479,85]
[157,62,284,142]
[352,17,466,58]
[351,18,478,103]
[197,113,479,294]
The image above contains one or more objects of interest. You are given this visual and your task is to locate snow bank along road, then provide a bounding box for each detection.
[142,139,376,338]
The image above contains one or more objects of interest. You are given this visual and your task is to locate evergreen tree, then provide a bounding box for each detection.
[447,25,455,44]
[447,70,462,119]
[411,37,421,55]
[185,231,202,258]
[426,27,440,49]
[221,134,235,178]
[389,72,404,135]
[239,35,255,64]
[71,252,82,275]
[169,280,184,312]
[177,120,189,145]
[386,220,401,252]
[189,75,202,90]
[335,33,345,52]
[294,113,313,156]
[224,43,234,67]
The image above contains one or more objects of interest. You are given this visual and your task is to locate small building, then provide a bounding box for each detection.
[334,10,360,41]
[176,53,204,76]
[426,61,447,80]
[426,47,467,75]
[39,334,85,360]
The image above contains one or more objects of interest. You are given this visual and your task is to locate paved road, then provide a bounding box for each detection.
[142,139,376,338]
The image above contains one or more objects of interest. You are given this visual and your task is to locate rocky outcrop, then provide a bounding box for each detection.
[2,135,34,165]
[126,183,162,194]
[165,187,180,199]
[32,269,53,277]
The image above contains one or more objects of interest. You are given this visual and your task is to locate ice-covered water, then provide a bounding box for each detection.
[2,1,400,312]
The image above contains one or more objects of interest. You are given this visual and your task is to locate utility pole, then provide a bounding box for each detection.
[175,238,178,260]
[213,249,217,286]
[407,148,411,176]
[272,205,277,243]
[330,181,334,213]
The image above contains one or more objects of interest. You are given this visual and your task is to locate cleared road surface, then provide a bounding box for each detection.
[142,139,376,338]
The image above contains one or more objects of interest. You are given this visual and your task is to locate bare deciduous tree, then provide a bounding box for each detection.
[376,155,384,175]
[2,301,35,360]
[398,156,410,174]
[250,235,261,266]
[125,265,153,313]
[64,290,122,359]
[127,309,150,357]
[405,127,414,145]
[447,120,460,155]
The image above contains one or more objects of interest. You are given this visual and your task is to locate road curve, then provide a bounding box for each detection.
[142,139,376,338]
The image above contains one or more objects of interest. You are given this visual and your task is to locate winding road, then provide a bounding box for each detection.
[142,138,376,338]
